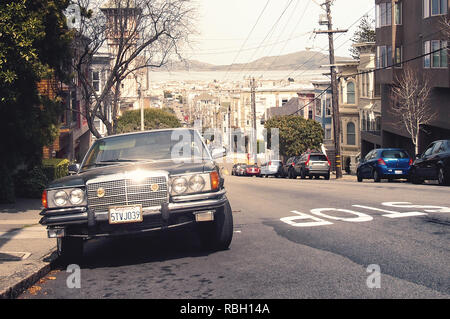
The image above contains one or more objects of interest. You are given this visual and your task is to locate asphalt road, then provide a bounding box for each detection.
[20,176,450,299]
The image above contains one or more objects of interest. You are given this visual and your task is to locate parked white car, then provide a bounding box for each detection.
[260,160,283,178]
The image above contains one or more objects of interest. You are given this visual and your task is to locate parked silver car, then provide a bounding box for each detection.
[260,160,283,178]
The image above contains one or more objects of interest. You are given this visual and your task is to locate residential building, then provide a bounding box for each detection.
[375,0,449,156]
[354,42,382,158]
[336,60,361,174]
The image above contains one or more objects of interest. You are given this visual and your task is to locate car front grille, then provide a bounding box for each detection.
[86,176,168,213]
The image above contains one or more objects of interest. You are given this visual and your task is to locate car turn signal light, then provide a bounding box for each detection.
[41,190,48,209]
[210,171,220,190]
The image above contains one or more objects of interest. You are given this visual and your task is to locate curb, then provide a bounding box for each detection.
[0,247,58,299]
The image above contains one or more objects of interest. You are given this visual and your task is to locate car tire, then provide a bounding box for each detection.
[57,237,83,263]
[300,169,306,179]
[198,200,233,251]
[438,167,449,186]
[357,171,363,182]
[373,170,381,183]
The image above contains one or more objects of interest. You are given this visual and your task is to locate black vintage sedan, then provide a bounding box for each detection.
[40,129,233,261]
[410,139,450,185]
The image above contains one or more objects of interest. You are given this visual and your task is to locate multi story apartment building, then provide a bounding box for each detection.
[375,0,449,155]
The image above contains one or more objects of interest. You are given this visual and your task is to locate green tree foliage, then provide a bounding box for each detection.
[264,116,324,158]
[116,108,182,134]
[0,0,72,202]
[349,15,376,59]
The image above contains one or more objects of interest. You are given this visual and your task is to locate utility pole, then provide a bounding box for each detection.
[314,0,347,179]
[250,77,257,165]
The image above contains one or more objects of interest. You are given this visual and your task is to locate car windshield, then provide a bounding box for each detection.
[381,150,409,159]
[82,130,210,169]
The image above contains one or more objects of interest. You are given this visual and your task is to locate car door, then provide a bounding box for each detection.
[427,141,444,179]
[260,162,267,175]
[360,150,374,178]
[416,143,436,178]
[284,157,293,176]
[293,156,302,175]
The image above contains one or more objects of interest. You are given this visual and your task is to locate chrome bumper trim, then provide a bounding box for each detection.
[41,193,227,226]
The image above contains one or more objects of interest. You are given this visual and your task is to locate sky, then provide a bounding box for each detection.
[183,0,375,66]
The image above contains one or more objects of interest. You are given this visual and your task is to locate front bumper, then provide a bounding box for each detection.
[40,189,227,237]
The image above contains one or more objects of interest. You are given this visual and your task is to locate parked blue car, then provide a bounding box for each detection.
[357,148,412,182]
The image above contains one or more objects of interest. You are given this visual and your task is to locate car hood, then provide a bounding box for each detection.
[48,160,216,189]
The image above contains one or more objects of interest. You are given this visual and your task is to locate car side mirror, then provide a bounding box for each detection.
[211,147,227,159]
[68,163,80,175]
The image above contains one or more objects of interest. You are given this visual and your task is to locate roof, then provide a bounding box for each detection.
[97,128,197,140]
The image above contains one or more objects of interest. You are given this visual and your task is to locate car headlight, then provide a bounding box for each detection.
[47,188,86,208]
[69,188,85,205]
[170,173,213,196]
[54,190,69,207]
[189,175,205,192]
[172,177,188,194]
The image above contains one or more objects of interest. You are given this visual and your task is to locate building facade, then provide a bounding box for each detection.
[375,0,449,156]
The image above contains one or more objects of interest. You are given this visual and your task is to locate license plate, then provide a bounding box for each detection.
[109,204,143,224]
[395,170,403,174]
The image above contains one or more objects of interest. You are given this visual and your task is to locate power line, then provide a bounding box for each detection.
[236,0,296,80]
[287,45,448,117]
[257,0,313,79]
[249,0,303,78]
[283,5,375,80]
[222,0,272,82]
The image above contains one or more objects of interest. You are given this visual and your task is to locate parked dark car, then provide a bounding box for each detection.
[245,164,261,177]
[231,163,246,176]
[295,152,331,180]
[410,139,450,185]
[357,148,412,182]
[39,129,233,261]
[236,164,248,176]
[282,156,299,179]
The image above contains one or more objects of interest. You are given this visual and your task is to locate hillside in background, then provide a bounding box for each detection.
[163,50,349,72]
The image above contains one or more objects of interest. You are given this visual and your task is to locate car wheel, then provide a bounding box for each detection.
[438,167,449,186]
[198,200,233,251]
[410,169,423,184]
[373,170,381,183]
[57,237,83,263]
[357,171,363,182]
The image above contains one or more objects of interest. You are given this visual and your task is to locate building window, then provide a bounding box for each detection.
[394,1,402,25]
[315,99,322,117]
[325,127,331,140]
[394,46,403,68]
[347,82,355,104]
[376,2,392,28]
[326,98,332,117]
[347,122,356,145]
[424,40,448,68]
[423,0,448,17]
[92,71,100,92]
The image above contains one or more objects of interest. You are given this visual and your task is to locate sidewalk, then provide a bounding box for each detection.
[0,199,57,299]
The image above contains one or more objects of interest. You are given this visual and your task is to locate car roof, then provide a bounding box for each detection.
[96,128,197,141]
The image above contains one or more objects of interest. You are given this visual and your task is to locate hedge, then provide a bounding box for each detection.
[13,158,69,199]
[42,158,69,182]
